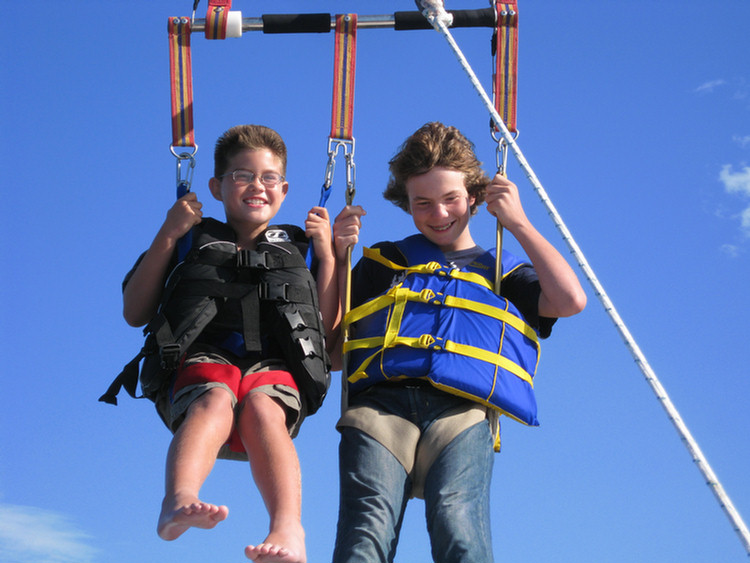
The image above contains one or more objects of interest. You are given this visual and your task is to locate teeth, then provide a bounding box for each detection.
[433,222,453,232]
[244,198,266,205]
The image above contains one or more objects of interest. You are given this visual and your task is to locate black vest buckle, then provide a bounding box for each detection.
[259,282,289,301]
[159,343,181,370]
[237,250,269,269]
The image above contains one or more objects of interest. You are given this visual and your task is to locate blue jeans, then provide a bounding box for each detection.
[332,383,495,563]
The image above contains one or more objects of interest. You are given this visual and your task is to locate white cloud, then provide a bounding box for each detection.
[719,165,750,237]
[732,135,750,148]
[695,79,726,94]
[0,504,98,563]
[720,244,742,258]
[719,165,750,196]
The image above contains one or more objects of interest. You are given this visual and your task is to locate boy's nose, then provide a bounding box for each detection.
[432,203,449,217]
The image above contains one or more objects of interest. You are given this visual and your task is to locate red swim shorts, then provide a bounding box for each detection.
[173,361,298,453]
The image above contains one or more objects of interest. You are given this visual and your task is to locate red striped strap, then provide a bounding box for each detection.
[330,14,357,141]
[168,17,195,149]
[205,0,232,40]
[494,1,518,134]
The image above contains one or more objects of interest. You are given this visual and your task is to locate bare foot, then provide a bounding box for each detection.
[157,496,229,541]
[245,525,306,562]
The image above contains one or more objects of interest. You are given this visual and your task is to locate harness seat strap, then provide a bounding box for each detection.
[205,0,232,39]
[168,17,195,148]
[330,14,357,140]
[494,1,518,134]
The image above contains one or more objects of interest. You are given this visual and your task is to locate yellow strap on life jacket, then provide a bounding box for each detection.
[362,247,496,292]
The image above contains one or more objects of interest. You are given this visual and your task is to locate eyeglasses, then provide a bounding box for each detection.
[220,169,285,187]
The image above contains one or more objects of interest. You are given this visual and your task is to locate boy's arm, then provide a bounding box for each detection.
[485,174,586,319]
[122,193,203,327]
[328,205,367,370]
[305,206,339,342]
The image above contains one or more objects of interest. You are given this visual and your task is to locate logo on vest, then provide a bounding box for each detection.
[265,229,291,243]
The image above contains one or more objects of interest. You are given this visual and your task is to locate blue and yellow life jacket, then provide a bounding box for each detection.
[343,234,541,426]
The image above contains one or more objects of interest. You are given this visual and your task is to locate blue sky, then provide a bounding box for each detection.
[2,1,749,562]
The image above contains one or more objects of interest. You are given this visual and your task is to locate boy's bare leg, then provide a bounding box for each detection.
[239,392,306,563]
[158,388,234,540]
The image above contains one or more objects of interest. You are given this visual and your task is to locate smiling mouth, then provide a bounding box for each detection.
[431,221,455,232]
[243,198,267,206]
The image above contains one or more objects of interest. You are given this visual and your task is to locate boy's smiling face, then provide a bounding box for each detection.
[406,167,476,253]
[209,148,288,241]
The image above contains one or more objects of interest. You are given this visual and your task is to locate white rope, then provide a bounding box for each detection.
[426,14,750,558]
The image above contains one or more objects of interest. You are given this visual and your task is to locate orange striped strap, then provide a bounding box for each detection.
[205,0,232,40]
[494,1,518,134]
[168,17,195,150]
[330,14,357,141]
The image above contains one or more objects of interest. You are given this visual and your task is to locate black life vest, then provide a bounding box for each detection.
[100,218,331,420]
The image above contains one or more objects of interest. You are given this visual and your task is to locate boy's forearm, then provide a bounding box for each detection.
[122,226,177,327]
[508,221,586,318]
[315,249,340,342]
[326,256,353,371]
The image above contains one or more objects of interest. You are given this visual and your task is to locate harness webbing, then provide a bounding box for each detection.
[494,1,518,134]
[168,17,195,149]
[330,14,358,141]
[205,0,232,39]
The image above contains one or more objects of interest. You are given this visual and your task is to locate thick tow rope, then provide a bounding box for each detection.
[417,1,750,555]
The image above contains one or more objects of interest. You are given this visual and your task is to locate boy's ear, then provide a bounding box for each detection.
[208,177,223,201]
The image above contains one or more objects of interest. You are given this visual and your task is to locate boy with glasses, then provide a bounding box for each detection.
[120,124,340,562]
[331,122,586,563]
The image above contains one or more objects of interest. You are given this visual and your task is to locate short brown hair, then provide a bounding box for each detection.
[213,124,287,179]
[383,122,489,214]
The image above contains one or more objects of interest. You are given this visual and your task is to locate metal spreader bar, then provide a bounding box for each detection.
[188,8,496,34]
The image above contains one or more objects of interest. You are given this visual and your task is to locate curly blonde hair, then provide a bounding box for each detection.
[383,122,489,215]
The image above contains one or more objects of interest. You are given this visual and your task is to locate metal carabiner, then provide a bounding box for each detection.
[324,138,356,202]
[173,150,197,197]
[491,128,517,175]
[344,140,356,205]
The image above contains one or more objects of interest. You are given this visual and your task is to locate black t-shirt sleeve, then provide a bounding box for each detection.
[350,242,406,309]
[502,263,556,338]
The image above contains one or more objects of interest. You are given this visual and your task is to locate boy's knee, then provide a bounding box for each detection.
[189,386,234,415]
[239,391,286,426]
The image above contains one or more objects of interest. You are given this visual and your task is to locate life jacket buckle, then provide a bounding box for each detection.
[159,343,181,370]
[417,334,437,348]
[259,282,289,301]
[417,289,436,303]
[237,250,269,269]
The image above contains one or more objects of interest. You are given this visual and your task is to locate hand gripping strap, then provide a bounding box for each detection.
[205,0,232,39]
[330,14,357,140]
[168,17,195,148]
[494,1,518,134]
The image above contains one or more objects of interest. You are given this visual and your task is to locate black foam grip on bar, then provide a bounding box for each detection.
[394,8,495,31]
[262,13,332,34]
